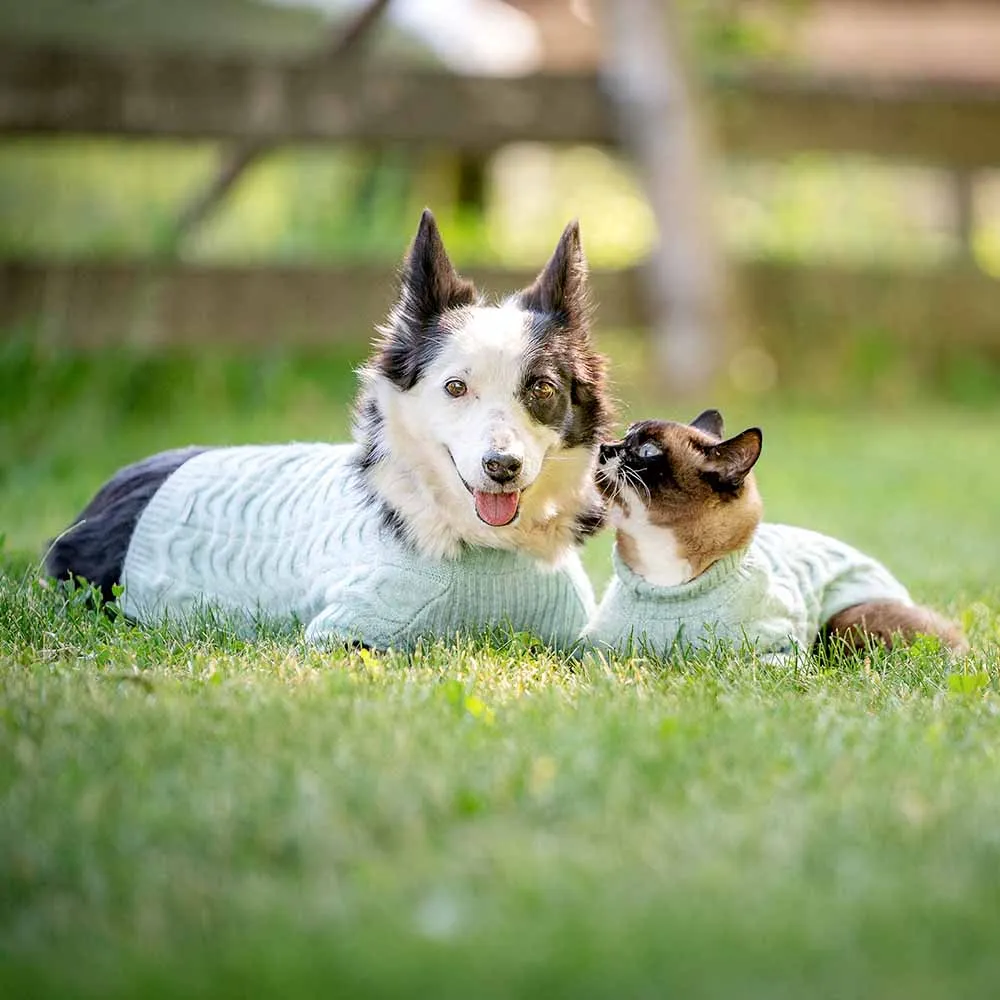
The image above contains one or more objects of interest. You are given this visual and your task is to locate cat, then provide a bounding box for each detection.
[584,409,968,661]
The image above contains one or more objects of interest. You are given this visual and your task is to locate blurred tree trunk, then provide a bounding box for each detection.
[598,0,731,393]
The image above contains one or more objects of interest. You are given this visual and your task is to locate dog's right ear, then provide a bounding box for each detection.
[519,220,589,323]
[399,209,477,323]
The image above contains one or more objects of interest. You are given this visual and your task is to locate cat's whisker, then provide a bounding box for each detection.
[595,464,627,508]
[621,466,650,505]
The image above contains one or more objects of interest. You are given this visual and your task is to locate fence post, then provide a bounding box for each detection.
[951,169,977,264]
[598,0,728,393]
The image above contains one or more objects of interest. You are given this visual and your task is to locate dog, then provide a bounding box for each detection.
[46,211,613,651]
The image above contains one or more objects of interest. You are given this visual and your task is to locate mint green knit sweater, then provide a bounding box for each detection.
[120,444,595,651]
[584,523,911,660]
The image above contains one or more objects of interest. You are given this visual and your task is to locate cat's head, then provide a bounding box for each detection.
[596,410,764,586]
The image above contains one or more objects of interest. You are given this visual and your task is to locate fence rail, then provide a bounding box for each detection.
[3,45,1000,166]
[3,259,997,366]
[1,41,998,375]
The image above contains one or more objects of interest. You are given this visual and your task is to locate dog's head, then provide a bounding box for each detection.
[356,210,612,560]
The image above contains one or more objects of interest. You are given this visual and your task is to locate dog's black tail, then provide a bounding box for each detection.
[45,447,207,603]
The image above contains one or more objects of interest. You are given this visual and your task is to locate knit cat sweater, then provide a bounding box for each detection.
[119,444,595,651]
[584,523,911,660]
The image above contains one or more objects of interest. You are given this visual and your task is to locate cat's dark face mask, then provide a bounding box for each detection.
[597,412,762,509]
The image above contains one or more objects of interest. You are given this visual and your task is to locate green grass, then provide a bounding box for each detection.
[2,346,1000,997]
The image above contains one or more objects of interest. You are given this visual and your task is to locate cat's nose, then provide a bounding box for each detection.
[599,442,623,463]
[483,451,522,484]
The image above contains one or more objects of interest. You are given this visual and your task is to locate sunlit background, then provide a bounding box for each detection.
[2,0,999,583]
[4,1,1000,265]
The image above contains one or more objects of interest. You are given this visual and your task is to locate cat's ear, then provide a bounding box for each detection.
[690,409,725,438]
[399,209,477,323]
[700,428,762,492]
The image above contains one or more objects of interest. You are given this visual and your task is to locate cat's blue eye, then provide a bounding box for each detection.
[636,441,662,459]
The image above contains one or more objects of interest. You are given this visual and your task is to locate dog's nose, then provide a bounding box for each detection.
[483,451,522,484]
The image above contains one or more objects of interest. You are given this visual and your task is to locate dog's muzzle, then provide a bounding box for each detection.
[446,447,523,527]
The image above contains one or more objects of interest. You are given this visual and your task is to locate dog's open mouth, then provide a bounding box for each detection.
[446,449,522,527]
[473,490,520,527]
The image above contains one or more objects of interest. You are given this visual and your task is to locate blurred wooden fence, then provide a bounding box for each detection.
[1,40,999,374]
[6,45,1000,163]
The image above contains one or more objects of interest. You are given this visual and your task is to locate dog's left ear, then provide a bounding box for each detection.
[400,209,477,323]
[699,428,762,493]
[519,220,589,322]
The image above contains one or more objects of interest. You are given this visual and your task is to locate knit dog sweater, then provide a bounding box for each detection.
[584,523,912,660]
[120,444,595,651]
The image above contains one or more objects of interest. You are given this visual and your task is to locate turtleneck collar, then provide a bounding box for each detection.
[611,543,754,603]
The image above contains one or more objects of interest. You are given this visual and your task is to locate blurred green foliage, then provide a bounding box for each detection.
[1,138,990,269]
[684,0,809,62]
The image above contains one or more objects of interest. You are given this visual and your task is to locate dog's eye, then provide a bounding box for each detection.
[444,379,468,398]
[636,440,662,459]
[531,379,556,400]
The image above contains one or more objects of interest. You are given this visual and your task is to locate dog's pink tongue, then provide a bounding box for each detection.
[474,490,520,527]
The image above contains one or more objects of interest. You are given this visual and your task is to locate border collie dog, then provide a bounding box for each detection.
[46,211,613,651]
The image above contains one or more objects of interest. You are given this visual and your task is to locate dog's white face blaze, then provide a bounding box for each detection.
[419,305,554,492]
[366,302,597,562]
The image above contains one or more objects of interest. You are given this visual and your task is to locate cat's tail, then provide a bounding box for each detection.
[819,600,969,656]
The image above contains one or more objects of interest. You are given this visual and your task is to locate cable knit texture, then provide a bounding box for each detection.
[584,523,912,659]
[120,444,595,651]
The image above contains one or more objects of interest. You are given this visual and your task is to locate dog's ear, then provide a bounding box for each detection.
[399,209,476,323]
[690,409,725,439]
[699,428,762,493]
[519,220,589,322]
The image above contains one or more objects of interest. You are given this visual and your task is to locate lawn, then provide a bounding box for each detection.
[2,343,1000,998]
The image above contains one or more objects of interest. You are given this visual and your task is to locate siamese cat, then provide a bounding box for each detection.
[585,410,967,660]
